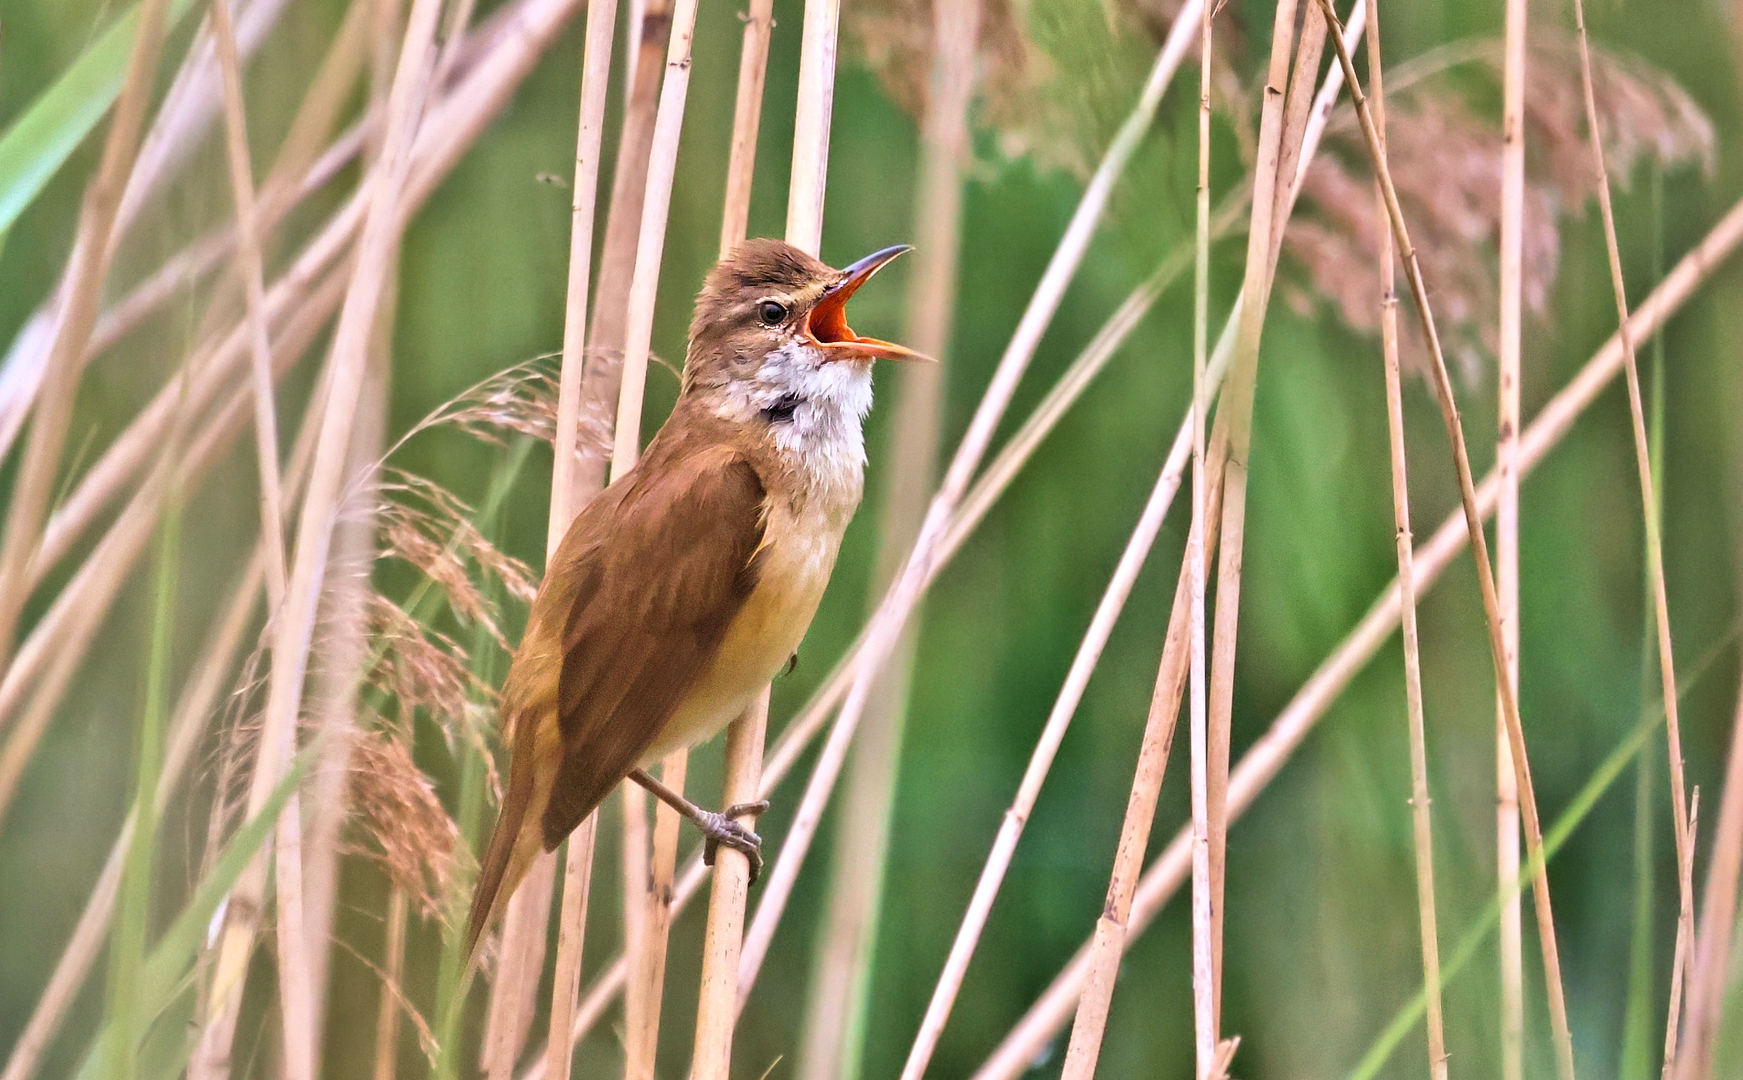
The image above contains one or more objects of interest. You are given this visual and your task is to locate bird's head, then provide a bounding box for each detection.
[682,239,929,439]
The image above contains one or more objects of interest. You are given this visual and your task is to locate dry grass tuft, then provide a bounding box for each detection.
[1285,36,1713,381]
[374,471,537,647]
[348,727,463,922]
[363,594,492,735]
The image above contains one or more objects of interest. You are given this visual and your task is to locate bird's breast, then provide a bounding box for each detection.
[642,497,848,761]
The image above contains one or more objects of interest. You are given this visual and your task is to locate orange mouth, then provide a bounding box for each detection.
[806,245,934,363]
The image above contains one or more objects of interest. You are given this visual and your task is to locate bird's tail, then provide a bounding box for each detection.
[464,719,550,960]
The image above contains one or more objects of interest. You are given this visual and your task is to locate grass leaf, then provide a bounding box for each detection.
[0,0,196,236]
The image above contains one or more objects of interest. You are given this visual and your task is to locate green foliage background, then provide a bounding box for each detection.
[3,0,1743,1076]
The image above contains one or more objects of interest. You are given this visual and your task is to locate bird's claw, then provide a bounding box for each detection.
[700,801,770,884]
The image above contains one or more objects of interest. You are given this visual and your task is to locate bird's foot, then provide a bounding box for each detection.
[699,800,770,884]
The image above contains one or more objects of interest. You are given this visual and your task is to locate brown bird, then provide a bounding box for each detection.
[466,239,927,955]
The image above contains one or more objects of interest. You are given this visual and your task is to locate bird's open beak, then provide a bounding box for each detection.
[807,245,935,363]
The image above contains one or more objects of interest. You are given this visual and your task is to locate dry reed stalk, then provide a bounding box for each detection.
[540,0,618,1075]
[1200,0,1309,1031]
[795,0,973,1071]
[570,0,678,497]
[1265,0,1327,277]
[1566,4,1697,1073]
[785,0,845,247]
[1496,0,1527,1074]
[485,862,554,1079]
[373,887,410,1080]
[304,283,394,1054]
[210,0,290,603]
[1677,675,1743,1080]
[626,753,686,1080]
[0,0,175,667]
[691,693,769,1080]
[1185,0,1220,1070]
[974,186,1743,1080]
[543,820,598,1080]
[591,0,705,1071]
[1185,0,1213,1073]
[609,0,702,480]
[1315,5,1579,1078]
[740,12,1206,1034]
[1365,7,1448,1076]
[198,0,444,1076]
[717,0,775,256]
[688,0,779,1072]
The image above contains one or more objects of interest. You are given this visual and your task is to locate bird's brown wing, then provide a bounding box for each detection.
[540,447,768,844]
[464,443,766,958]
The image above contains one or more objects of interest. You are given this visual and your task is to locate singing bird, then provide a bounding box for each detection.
[466,239,927,955]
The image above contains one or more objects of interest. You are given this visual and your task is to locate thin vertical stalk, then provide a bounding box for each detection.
[540,0,618,1074]
[1186,0,1217,1075]
[604,0,703,1073]
[373,888,410,1080]
[1678,678,1743,1080]
[742,16,1204,1041]
[484,853,554,1077]
[784,0,844,250]
[1203,0,1306,1026]
[0,0,176,665]
[626,754,685,1080]
[794,0,973,1072]
[717,0,775,257]
[1496,0,1527,1075]
[1566,3,1696,1074]
[304,282,393,1060]
[691,695,768,1080]
[609,0,701,476]
[571,0,677,497]
[1620,166,1669,1080]
[1317,7,1580,1078]
[688,0,778,1072]
[1367,6,1448,1076]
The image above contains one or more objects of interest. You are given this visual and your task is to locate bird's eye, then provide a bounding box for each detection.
[757,299,789,326]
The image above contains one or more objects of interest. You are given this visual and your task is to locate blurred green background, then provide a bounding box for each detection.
[4,0,1743,1076]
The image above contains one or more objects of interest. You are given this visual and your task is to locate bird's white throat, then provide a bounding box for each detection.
[712,340,873,510]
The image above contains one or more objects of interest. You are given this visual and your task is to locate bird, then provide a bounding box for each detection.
[465,239,928,956]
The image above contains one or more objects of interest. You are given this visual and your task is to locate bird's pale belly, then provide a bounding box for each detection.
[641,516,842,762]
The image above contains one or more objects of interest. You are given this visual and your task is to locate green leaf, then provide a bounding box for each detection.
[0,0,197,237]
